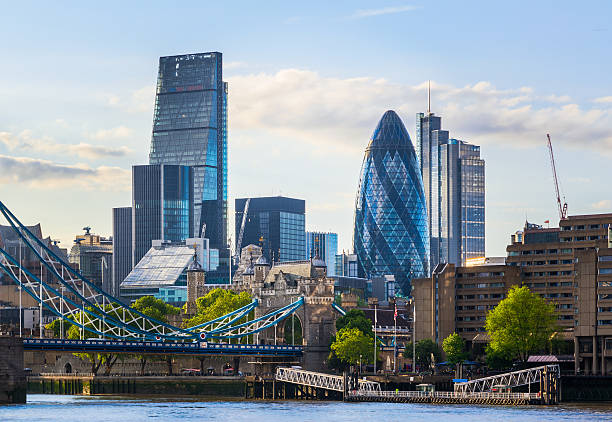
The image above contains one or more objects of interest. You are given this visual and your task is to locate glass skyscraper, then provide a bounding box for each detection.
[305,232,338,275]
[459,141,485,263]
[149,52,227,251]
[417,110,485,266]
[353,110,430,296]
[235,197,306,263]
[132,164,193,267]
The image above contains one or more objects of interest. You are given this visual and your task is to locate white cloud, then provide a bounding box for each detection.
[225,61,248,70]
[592,199,612,210]
[0,130,132,160]
[89,125,133,141]
[594,96,612,103]
[226,69,612,153]
[102,85,155,113]
[349,5,419,19]
[0,154,130,191]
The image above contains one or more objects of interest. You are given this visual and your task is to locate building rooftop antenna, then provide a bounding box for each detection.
[427,80,431,115]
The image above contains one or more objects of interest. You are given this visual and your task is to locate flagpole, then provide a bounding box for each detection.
[394,303,397,374]
[374,303,377,375]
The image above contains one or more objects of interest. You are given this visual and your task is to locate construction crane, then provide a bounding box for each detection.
[546,134,568,220]
[235,198,251,262]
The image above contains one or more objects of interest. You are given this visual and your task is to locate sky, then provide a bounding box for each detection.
[1,1,611,257]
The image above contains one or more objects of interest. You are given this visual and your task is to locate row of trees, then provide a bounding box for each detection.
[329,285,562,372]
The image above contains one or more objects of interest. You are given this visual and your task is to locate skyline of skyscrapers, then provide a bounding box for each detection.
[416,110,485,268]
[353,110,430,296]
[149,52,228,252]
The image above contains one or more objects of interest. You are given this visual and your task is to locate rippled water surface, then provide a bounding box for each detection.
[0,395,611,421]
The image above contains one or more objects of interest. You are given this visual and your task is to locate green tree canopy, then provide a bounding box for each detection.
[485,285,559,363]
[335,309,373,337]
[132,295,179,323]
[485,344,513,370]
[403,339,442,369]
[330,327,377,366]
[442,333,468,366]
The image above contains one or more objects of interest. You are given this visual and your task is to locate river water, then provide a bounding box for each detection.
[1,395,611,421]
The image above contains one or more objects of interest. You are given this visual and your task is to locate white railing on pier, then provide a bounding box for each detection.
[349,390,538,400]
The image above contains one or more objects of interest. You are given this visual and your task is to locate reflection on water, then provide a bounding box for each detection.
[0,395,610,422]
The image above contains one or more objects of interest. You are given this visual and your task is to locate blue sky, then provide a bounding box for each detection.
[1,1,611,256]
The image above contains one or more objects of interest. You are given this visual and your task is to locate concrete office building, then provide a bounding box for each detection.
[68,228,112,288]
[413,213,612,374]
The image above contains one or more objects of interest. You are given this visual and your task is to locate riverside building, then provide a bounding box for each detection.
[412,213,612,375]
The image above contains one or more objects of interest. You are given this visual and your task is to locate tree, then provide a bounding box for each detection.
[330,327,376,366]
[335,309,373,337]
[183,288,253,344]
[442,333,467,366]
[328,309,378,371]
[404,339,441,370]
[130,296,180,375]
[485,286,558,363]
[485,344,513,371]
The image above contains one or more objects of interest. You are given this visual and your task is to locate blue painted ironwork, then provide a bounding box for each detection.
[23,338,303,357]
[0,201,305,343]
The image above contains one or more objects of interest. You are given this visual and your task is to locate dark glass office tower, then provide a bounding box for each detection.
[132,164,193,266]
[112,206,132,296]
[353,110,430,296]
[235,197,305,263]
[149,52,227,250]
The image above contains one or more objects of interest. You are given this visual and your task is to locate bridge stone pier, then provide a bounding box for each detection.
[0,336,26,403]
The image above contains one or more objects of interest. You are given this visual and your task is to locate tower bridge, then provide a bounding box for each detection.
[0,201,339,371]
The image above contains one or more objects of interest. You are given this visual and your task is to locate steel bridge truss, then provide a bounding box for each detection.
[0,200,304,342]
[275,367,381,393]
[454,364,560,393]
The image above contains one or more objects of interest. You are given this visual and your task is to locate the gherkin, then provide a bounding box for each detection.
[353,110,430,296]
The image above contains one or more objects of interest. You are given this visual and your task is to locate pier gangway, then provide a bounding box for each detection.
[275,367,380,393]
[453,364,560,393]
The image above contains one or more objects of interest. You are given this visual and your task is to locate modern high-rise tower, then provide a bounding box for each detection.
[149,52,228,251]
[235,197,306,263]
[417,109,485,267]
[353,110,430,296]
[305,232,338,275]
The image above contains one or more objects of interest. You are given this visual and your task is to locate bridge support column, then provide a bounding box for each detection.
[0,337,26,404]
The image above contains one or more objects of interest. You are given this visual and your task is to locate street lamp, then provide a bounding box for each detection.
[359,354,362,374]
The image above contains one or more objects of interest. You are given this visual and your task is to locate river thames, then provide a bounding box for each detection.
[1,395,611,421]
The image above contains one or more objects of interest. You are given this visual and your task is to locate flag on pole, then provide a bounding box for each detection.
[544,220,550,224]
[394,304,397,321]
